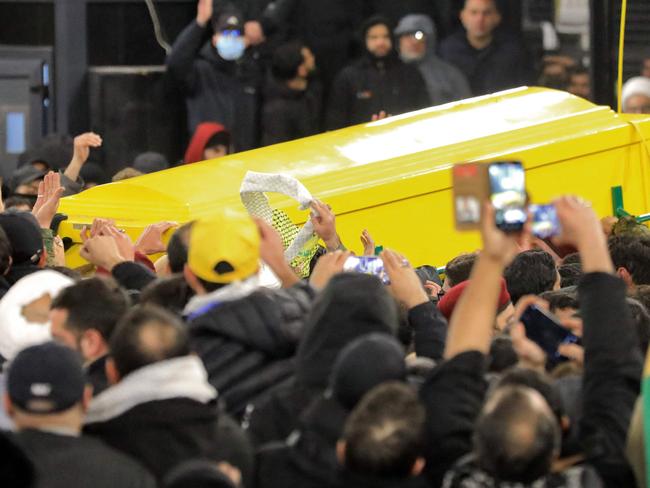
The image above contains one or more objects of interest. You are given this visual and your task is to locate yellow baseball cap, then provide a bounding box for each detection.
[188,209,261,284]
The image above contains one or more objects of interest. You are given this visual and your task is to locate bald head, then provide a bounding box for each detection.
[474,385,560,483]
[109,305,190,379]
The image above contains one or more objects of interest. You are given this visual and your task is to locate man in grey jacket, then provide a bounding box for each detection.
[395,14,471,106]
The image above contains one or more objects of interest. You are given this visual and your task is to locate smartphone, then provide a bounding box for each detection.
[530,204,561,239]
[520,305,578,361]
[343,256,390,285]
[488,161,527,232]
[452,162,490,231]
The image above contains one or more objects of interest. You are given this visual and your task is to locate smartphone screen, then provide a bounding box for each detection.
[343,256,391,284]
[520,305,578,360]
[530,204,560,239]
[488,161,527,232]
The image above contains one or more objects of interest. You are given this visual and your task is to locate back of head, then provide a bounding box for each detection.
[167,222,194,274]
[271,42,305,81]
[558,263,583,288]
[474,385,560,483]
[539,288,579,314]
[133,151,169,174]
[342,382,425,478]
[140,274,195,316]
[7,341,85,416]
[187,211,260,289]
[626,297,650,354]
[609,234,650,285]
[331,333,406,410]
[109,305,191,378]
[496,367,564,423]
[444,253,477,289]
[112,167,143,182]
[296,273,398,387]
[0,210,43,266]
[504,250,558,304]
[51,276,129,342]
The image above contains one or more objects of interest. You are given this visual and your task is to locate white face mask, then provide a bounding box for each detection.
[216,34,246,61]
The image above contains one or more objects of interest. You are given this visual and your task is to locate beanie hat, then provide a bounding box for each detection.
[438,277,511,320]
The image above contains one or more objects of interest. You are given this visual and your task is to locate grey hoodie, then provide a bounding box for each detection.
[395,14,472,105]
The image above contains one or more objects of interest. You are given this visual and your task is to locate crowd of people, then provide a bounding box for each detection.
[1,152,649,488]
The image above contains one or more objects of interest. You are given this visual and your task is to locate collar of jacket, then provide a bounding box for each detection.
[183,274,260,317]
[84,355,217,424]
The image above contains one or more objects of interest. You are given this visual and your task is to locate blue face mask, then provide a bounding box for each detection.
[216,35,246,61]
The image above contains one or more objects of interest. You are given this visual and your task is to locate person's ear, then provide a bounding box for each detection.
[184,264,206,294]
[38,248,47,268]
[561,415,571,433]
[3,393,14,418]
[616,267,633,288]
[336,440,346,467]
[105,357,121,385]
[411,457,426,477]
[81,329,105,360]
[81,385,93,411]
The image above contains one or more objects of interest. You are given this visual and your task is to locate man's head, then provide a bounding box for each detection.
[49,277,129,363]
[443,252,478,291]
[474,385,560,483]
[184,210,260,294]
[211,12,246,61]
[203,130,232,160]
[608,234,650,288]
[394,15,435,63]
[107,305,191,382]
[460,0,501,44]
[167,222,194,274]
[9,166,45,197]
[622,76,650,114]
[363,17,393,59]
[271,43,316,83]
[338,382,425,478]
[5,342,90,432]
[566,66,591,100]
[539,289,579,321]
[0,210,45,269]
[504,250,560,305]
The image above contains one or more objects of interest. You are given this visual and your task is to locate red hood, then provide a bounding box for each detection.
[184,122,229,164]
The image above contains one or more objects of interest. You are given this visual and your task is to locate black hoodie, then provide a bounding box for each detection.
[247,273,399,446]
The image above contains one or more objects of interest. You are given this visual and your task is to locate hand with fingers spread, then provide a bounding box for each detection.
[32,172,65,229]
[64,132,102,183]
[382,249,429,309]
[135,221,178,255]
[309,250,350,290]
[99,224,136,262]
[255,217,299,287]
[360,229,375,256]
[310,200,342,251]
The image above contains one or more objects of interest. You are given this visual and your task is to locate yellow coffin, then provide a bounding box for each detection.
[59,86,650,269]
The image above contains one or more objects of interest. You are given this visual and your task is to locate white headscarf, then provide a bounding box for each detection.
[621,76,650,112]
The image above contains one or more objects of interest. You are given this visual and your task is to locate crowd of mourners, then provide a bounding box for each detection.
[4,1,650,487]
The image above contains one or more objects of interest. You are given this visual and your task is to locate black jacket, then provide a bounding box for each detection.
[188,282,317,416]
[247,274,399,446]
[10,429,156,488]
[438,30,531,96]
[326,53,430,130]
[261,78,323,146]
[420,272,642,488]
[85,355,109,397]
[166,20,266,151]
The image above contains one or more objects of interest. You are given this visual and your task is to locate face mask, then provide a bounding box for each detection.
[216,35,246,61]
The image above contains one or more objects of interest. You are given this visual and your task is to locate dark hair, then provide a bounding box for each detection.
[561,253,581,266]
[361,15,393,40]
[167,222,193,274]
[271,42,305,81]
[204,131,231,152]
[568,65,589,79]
[475,385,560,483]
[504,250,557,305]
[109,305,191,378]
[343,382,425,478]
[445,253,478,288]
[609,235,650,285]
[496,367,564,423]
[631,285,650,318]
[488,336,518,373]
[0,226,12,275]
[539,289,579,313]
[3,196,33,210]
[626,297,650,354]
[47,266,82,281]
[140,274,195,316]
[557,263,582,288]
[50,277,129,341]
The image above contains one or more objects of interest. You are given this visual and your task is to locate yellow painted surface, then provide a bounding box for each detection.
[59,87,650,269]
